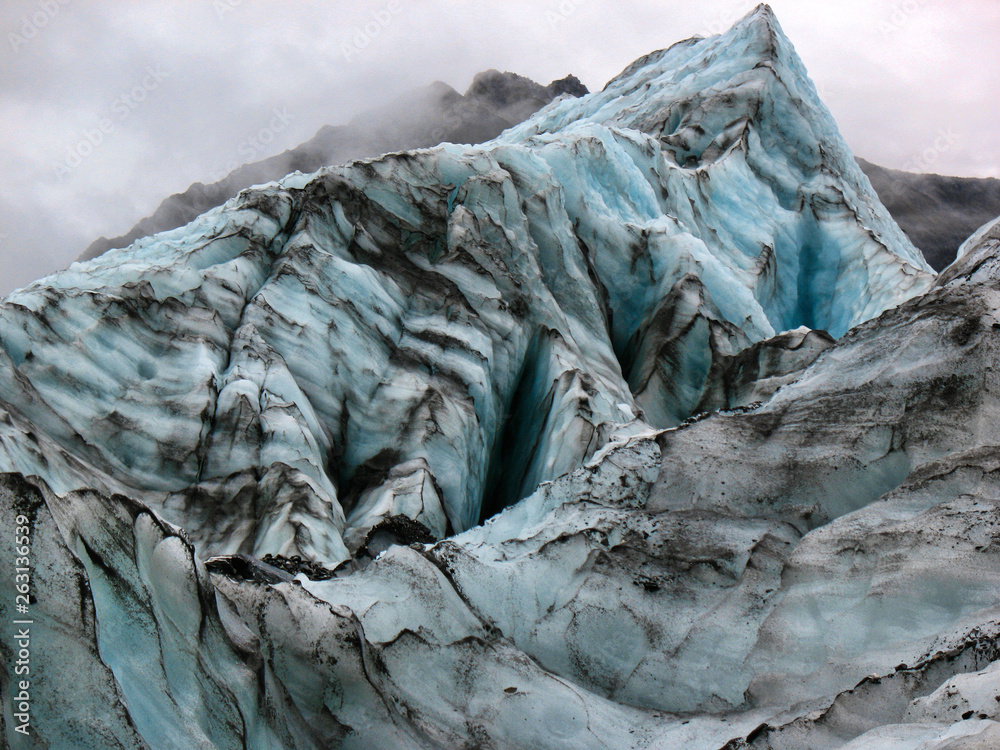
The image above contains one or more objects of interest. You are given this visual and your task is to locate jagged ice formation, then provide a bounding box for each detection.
[0,6,930,562]
[6,6,999,749]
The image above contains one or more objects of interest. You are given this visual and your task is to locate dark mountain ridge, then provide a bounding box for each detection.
[79,70,588,261]
[857,157,1000,270]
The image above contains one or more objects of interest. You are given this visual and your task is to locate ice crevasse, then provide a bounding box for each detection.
[0,5,931,562]
[11,7,1000,749]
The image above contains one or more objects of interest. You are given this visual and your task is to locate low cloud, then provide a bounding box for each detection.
[1,0,997,293]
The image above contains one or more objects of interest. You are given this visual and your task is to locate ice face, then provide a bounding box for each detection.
[0,6,930,563]
[4,5,994,749]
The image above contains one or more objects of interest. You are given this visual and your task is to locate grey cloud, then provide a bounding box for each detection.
[0,0,997,294]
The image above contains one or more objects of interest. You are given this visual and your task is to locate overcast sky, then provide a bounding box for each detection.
[1,0,998,294]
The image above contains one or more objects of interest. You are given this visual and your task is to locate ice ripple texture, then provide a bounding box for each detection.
[5,5,998,749]
[0,5,930,560]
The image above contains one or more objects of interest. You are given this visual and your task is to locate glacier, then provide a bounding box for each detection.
[4,4,999,749]
[0,4,931,561]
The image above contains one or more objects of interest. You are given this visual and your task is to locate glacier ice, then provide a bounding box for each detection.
[2,5,998,749]
[0,4,930,562]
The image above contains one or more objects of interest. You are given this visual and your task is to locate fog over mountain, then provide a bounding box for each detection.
[857,158,1000,270]
[79,70,589,261]
[75,69,1000,278]
[1,0,998,294]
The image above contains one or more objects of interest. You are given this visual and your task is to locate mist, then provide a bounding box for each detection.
[1,0,998,294]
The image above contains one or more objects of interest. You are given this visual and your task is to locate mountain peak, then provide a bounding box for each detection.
[464,69,546,105]
[747,2,776,20]
[499,3,930,332]
[547,73,589,98]
[78,69,587,262]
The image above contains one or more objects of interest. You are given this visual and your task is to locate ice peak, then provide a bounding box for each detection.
[745,3,777,23]
[597,6,790,97]
[727,3,788,59]
[733,3,779,32]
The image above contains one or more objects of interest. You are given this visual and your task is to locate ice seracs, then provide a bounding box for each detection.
[0,4,930,562]
[5,5,995,749]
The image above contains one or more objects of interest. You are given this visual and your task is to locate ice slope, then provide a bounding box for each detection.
[499,4,931,333]
[5,201,1000,746]
[0,6,930,567]
[6,6,992,747]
